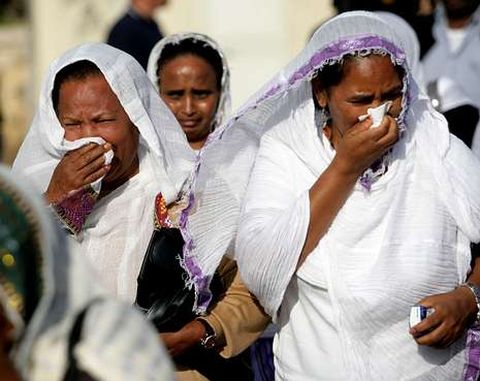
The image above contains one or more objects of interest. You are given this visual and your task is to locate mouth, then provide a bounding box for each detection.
[179,119,201,129]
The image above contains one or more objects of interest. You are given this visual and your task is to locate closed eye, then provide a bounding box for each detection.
[382,88,403,102]
[348,95,374,105]
[192,89,213,99]
[63,121,81,127]
[165,90,184,99]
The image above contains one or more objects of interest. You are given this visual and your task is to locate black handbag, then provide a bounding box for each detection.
[135,227,253,381]
[135,227,198,332]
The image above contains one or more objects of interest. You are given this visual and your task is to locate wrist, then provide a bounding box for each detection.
[330,156,362,182]
[458,282,480,326]
[195,318,217,349]
[187,319,207,343]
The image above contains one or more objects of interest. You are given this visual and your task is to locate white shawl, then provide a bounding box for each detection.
[192,11,480,379]
[0,165,175,381]
[11,43,195,302]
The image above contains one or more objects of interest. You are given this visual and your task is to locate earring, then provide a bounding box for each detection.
[320,107,331,128]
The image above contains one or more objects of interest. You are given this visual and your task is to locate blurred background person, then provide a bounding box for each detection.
[0,165,175,381]
[107,0,168,69]
[422,0,480,147]
[422,0,480,109]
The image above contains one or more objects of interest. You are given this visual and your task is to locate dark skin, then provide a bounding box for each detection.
[0,307,22,381]
[45,74,140,204]
[308,54,479,348]
[442,0,479,28]
[158,54,220,150]
[160,320,206,357]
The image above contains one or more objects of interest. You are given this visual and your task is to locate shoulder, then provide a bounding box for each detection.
[107,13,137,39]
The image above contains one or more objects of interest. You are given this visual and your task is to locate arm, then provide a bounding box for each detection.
[202,260,270,358]
[299,116,399,266]
[160,259,270,358]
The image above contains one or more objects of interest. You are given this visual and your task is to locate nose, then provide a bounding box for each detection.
[370,98,382,109]
[80,122,97,138]
[182,96,196,116]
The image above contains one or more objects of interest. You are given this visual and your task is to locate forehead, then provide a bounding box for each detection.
[338,54,402,89]
[58,74,121,108]
[160,54,217,81]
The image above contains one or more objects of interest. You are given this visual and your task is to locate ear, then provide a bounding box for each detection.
[311,77,328,109]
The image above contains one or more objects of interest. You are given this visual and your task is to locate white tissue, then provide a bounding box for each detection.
[61,136,114,193]
[358,101,393,128]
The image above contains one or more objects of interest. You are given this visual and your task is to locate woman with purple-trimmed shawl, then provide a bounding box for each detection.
[185,11,480,380]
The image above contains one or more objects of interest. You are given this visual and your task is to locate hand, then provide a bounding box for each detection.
[410,287,477,348]
[45,143,111,203]
[159,319,206,357]
[333,116,399,178]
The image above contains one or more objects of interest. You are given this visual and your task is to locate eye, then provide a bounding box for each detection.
[193,90,213,99]
[63,122,80,127]
[165,90,183,100]
[348,96,373,105]
[382,86,403,102]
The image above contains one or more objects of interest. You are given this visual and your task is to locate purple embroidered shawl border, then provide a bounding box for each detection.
[464,328,480,381]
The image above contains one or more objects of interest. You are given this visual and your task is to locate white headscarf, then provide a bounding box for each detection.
[11,43,196,302]
[147,32,231,133]
[187,11,480,379]
[13,42,194,201]
[0,165,175,381]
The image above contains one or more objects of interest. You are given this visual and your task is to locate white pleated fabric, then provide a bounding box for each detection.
[0,165,175,381]
[147,32,231,133]
[11,43,195,302]
[191,11,480,379]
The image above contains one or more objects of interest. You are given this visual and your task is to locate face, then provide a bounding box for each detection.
[57,74,140,187]
[158,54,220,150]
[313,55,403,142]
[442,0,479,19]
